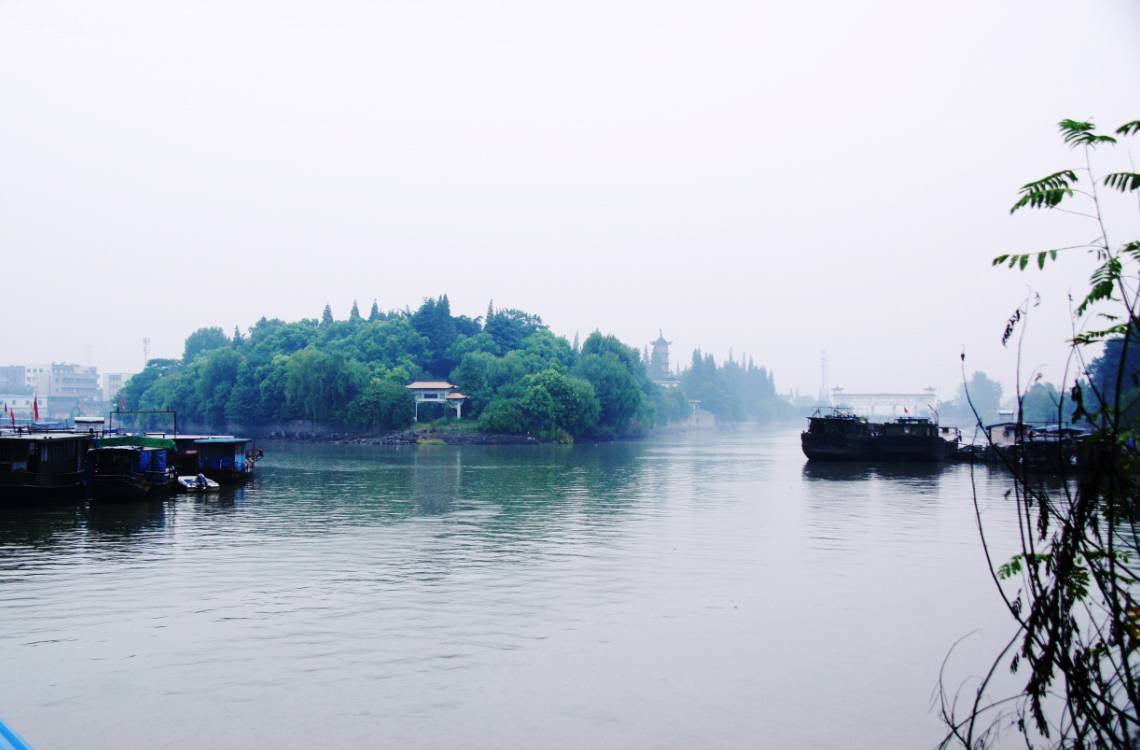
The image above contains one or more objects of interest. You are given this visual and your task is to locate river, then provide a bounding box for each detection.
[0,426,1023,748]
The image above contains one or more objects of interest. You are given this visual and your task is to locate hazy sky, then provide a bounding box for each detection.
[2,0,1138,401]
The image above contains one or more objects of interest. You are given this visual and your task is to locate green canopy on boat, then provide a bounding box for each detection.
[95,436,177,450]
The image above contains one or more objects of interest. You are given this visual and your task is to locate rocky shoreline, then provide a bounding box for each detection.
[261,429,543,446]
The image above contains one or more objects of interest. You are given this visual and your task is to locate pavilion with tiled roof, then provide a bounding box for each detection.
[406,381,467,421]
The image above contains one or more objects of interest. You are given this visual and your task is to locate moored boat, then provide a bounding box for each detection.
[194,437,261,484]
[177,473,221,492]
[87,436,177,499]
[0,429,94,501]
[801,410,958,461]
[149,434,262,484]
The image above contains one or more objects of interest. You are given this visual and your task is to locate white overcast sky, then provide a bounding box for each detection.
[2,0,1138,400]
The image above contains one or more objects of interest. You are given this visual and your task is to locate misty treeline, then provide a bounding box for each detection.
[118,296,789,439]
[936,333,1139,428]
[938,371,1063,425]
[682,350,787,422]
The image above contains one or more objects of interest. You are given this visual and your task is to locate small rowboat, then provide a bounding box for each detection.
[177,474,221,492]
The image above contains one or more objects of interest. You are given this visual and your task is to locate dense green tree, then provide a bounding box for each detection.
[284,348,366,422]
[412,295,458,375]
[346,378,414,431]
[349,300,362,322]
[957,370,1003,422]
[1020,381,1062,424]
[453,314,482,339]
[183,327,230,362]
[198,348,243,427]
[574,351,642,436]
[257,356,291,421]
[449,351,501,417]
[520,369,600,437]
[119,358,180,410]
[480,397,528,434]
[350,318,428,369]
[224,359,261,424]
[368,300,381,322]
[484,308,543,354]
[1086,326,1140,411]
[321,304,334,327]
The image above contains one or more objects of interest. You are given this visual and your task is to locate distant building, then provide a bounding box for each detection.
[649,330,680,388]
[102,372,132,402]
[47,364,101,417]
[12,363,101,418]
[0,393,45,420]
[829,386,939,418]
[24,364,50,393]
[0,366,27,393]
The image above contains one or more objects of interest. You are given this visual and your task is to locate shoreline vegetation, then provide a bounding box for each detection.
[119,296,793,443]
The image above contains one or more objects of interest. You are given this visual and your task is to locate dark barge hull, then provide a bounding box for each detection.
[801,434,956,461]
[90,475,156,500]
[0,479,88,502]
[201,466,253,485]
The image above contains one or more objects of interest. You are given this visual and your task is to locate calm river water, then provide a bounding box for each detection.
[0,426,1023,748]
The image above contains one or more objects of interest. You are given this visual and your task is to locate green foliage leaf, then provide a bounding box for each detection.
[1115,119,1140,137]
[1075,257,1122,316]
[993,252,1060,271]
[1010,170,1078,213]
[997,553,1051,579]
[1103,172,1140,192]
[1059,118,1117,148]
[1072,324,1129,346]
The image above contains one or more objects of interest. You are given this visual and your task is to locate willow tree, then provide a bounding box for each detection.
[941,118,1140,749]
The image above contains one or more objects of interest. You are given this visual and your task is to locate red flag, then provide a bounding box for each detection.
[119,395,126,411]
[33,395,39,422]
[9,409,14,428]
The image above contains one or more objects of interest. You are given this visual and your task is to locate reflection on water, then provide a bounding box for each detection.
[0,428,1024,749]
[801,460,951,483]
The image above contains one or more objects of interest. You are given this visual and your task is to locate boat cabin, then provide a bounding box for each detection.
[89,446,149,477]
[0,431,93,500]
[985,422,1024,447]
[147,434,233,474]
[194,437,258,483]
[880,416,939,438]
[805,410,870,436]
[88,436,177,493]
[142,433,260,482]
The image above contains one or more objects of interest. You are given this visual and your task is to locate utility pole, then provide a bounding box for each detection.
[818,349,829,405]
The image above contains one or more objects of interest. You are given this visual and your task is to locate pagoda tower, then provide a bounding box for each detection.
[650,330,671,381]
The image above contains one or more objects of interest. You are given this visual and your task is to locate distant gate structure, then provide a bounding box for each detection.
[406,381,467,421]
[830,387,938,418]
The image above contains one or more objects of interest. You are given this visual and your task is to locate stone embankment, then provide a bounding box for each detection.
[339,430,541,446]
[255,428,541,446]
